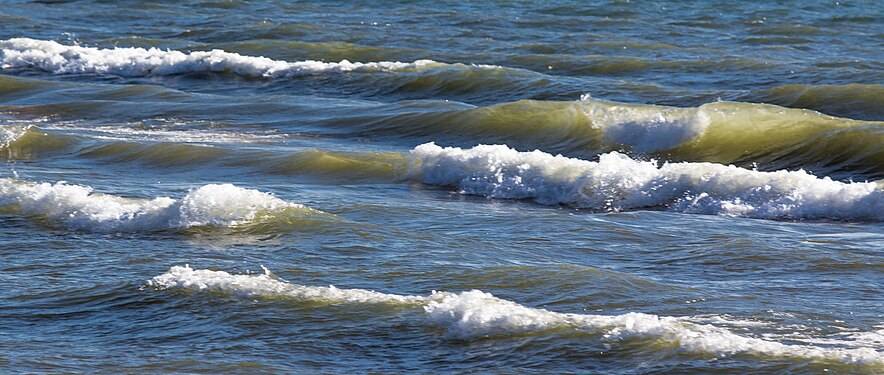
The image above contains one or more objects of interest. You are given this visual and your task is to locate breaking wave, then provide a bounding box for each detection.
[0,178,318,231]
[147,265,884,367]
[408,143,883,221]
[291,97,884,178]
[3,131,882,221]
[0,38,440,78]
[0,124,78,159]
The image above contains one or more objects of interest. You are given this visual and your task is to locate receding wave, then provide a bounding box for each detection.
[0,178,321,231]
[147,265,884,367]
[0,38,440,78]
[408,143,883,221]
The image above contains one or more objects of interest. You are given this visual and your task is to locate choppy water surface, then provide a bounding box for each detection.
[1,0,882,373]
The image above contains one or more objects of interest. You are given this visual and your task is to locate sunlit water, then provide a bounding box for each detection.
[1,1,882,373]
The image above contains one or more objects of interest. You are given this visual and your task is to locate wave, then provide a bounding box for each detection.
[267,149,408,180]
[0,178,319,231]
[508,53,771,76]
[4,132,882,221]
[0,38,768,82]
[580,98,883,177]
[746,83,884,121]
[4,94,882,185]
[299,97,884,178]
[206,39,426,65]
[43,124,287,144]
[0,74,47,97]
[0,125,405,182]
[2,40,880,179]
[1,124,78,159]
[0,38,440,78]
[78,139,407,182]
[408,143,883,221]
[147,265,883,366]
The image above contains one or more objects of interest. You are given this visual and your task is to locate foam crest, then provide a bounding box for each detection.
[43,124,284,144]
[426,291,881,364]
[0,124,32,148]
[0,178,308,231]
[408,143,883,220]
[581,96,711,152]
[148,265,427,304]
[149,266,884,365]
[0,38,438,78]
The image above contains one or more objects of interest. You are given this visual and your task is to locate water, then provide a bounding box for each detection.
[1,0,882,373]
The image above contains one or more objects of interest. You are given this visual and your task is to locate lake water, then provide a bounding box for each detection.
[1,0,882,373]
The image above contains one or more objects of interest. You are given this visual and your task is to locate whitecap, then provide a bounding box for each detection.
[0,38,438,78]
[149,266,884,365]
[407,142,883,220]
[0,178,308,231]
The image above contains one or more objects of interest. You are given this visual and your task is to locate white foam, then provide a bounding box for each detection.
[148,265,427,304]
[426,291,881,364]
[408,143,883,220]
[0,178,307,231]
[0,124,32,148]
[42,124,284,144]
[580,95,711,152]
[149,266,884,365]
[0,38,438,78]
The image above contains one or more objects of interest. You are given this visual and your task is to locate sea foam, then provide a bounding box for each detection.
[581,95,711,152]
[0,124,32,148]
[0,38,438,78]
[0,178,308,231]
[408,143,883,220]
[149,265,426,305]
[149,266,884,365]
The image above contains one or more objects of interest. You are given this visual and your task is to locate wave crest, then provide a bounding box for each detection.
[0,38,438,78]
[149,266,884,366]
[408,143,883,220]
[0,178,316,231]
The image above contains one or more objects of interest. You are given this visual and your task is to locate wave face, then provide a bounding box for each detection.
[747,83,884,121]
[5,96,883,180]
[1,124,78,159]
[0,38,438,78]
[3,127,881,222]
[149,265,427,305]
[148,266,884,366]
[256,96,884,179]
[580,98,884,178]
[3,1,884,373]
[408,143,883,221]
[0,179,312,231]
